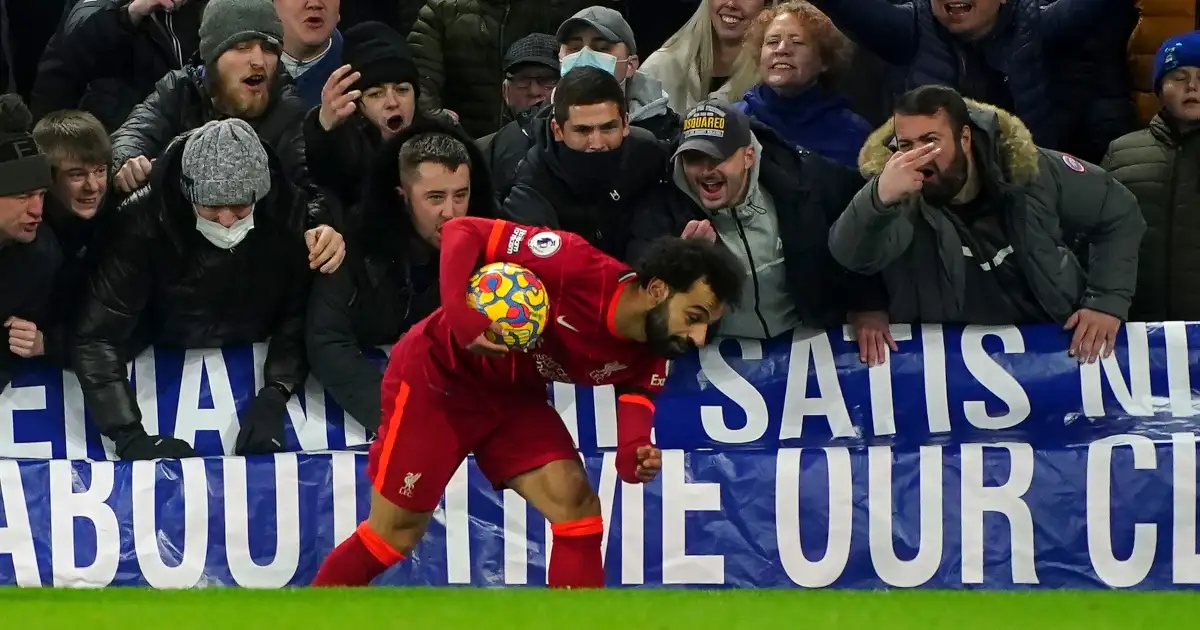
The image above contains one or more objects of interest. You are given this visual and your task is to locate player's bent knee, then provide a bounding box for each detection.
[367,488,432,556]
[508,459,601,523]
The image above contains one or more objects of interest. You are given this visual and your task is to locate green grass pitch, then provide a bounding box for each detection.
[0,588,1197,629]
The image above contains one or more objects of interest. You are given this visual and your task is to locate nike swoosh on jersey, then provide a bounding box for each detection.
[556,316,580,332]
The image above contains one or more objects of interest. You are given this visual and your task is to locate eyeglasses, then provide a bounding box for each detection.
[507,75,558,89]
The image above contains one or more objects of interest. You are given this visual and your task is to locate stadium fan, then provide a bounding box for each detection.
[305,122,496,434]
[312,217,743,588]
[0,95,58,392]
[72,119,314,460]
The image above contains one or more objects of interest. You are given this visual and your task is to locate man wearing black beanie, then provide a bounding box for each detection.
[304,21,425,207]
[0,94,60,392]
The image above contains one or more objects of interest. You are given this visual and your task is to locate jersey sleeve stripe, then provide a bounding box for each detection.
[483,219,508,263]
[372,380,411,493]
[618,393,655,412]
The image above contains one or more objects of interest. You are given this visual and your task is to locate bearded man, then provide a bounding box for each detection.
[109,0,345,271]
[829,84,1144,364]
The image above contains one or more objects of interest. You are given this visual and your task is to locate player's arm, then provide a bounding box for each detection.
[613,358,670,484]
[438,216,510,347]
[439,216,591,346]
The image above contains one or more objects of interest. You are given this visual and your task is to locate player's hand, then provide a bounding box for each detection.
[305,225,345,273]
[467,322,509,358]
[5,317,45,358]
[318,65,362,131]
[1064,308,1121,364]
[635,445,662,483]
[680,219,716,242]
[849,310,898,367]
[876,142,939,206]
[114,156,154,193]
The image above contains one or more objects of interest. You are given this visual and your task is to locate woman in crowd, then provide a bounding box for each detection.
[639,0,763,113]
[733,1,869,168]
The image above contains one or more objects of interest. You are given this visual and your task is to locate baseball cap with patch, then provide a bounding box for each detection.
[556,6,637,56]
[672,99,753,162]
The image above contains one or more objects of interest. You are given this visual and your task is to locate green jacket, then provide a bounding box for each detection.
[407,0,621,139]
[829,100,1144,323]
[1102,115,1200,321]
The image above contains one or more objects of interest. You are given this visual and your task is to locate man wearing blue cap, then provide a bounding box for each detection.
[1104,33,1200,322]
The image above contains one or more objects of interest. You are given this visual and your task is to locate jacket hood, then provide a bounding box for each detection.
[360,117,497,259]
[123,126,299,253]
[857,99,1040,186]
[627,71,671,123]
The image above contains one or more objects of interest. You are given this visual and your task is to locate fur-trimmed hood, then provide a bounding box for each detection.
[857,99,1041,186]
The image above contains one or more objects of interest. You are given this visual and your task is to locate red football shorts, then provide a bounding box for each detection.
[367,349,580,513]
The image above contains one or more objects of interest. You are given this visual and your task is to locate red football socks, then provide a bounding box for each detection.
[312,522,405,586]
[547,516,605,588]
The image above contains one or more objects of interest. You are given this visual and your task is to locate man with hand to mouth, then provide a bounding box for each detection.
[304,21,424,208]
[831,85,1143,364]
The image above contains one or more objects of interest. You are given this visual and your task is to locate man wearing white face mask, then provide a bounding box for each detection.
[73,119,314,460]
[483,6,681,201]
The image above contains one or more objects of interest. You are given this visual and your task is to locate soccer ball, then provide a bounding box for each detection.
[466,262,550,349]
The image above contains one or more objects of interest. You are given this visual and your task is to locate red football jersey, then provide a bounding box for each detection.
[404,217,668,399]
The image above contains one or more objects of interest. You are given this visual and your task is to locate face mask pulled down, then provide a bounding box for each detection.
[195,205,255,249]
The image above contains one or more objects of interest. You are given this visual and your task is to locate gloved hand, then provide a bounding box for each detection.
[615,444,663,484]
[235,386,289,456]
[115,431,197,460]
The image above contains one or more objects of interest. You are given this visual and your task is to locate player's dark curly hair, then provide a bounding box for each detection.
[633,237,744,306]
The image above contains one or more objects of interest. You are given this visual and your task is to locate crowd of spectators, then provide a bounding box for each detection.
[0,0,1191,459]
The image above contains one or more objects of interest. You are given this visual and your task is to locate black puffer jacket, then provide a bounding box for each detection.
[31,0,203,131]
[73,131,312,436]
[500,125,669,261]
[41,194,119,367]
[306,119,496,431]
[0,230,62,392]
[109,65,322,210]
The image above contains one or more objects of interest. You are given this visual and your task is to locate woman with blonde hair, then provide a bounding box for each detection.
[734,1,869,167]
[639,0,766,113]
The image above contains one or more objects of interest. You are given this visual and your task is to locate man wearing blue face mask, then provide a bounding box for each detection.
[499,66,668,261]
[73,119,314,460]
[482,6,681,202]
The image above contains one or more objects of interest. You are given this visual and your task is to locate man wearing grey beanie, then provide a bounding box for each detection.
[109,0,346,276]
[74,119,315,460]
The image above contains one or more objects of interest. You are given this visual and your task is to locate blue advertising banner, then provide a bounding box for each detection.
[2,322,1198,460]
[1,323,1199,589]
[0,440,1198,589]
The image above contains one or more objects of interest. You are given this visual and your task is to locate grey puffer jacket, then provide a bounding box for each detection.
[829,99,1144,323]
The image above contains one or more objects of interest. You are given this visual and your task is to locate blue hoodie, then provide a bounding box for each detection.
[737,83,870,169]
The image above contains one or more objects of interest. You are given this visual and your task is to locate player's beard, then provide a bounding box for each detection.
[644,300,697,358]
